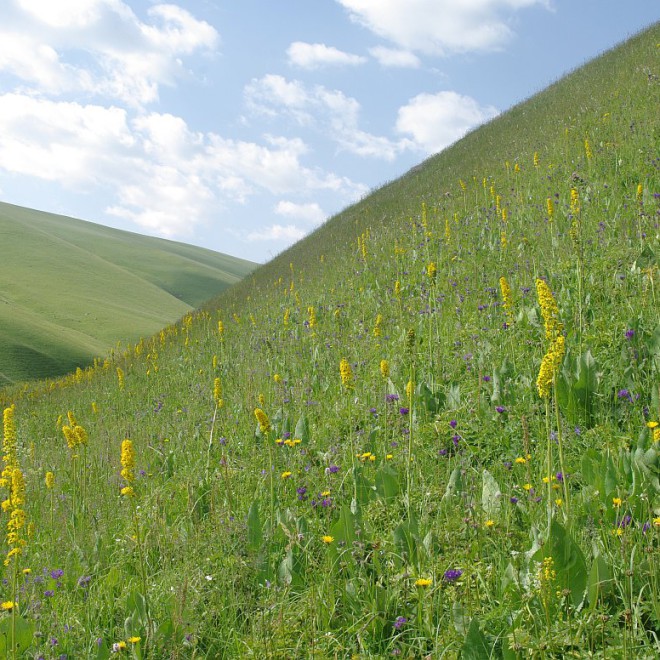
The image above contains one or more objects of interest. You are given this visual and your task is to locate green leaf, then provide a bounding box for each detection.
[375,465,400,502]
[330,505,357,546]
[587,554,614,607]
[533,520,587,607]
[294,413,310,442]
[482,468,501,519]
[0,615,35,654]
[461,617,492,660]
[442,467,463,503]
[393,515,419,568]
[247,500,263,551]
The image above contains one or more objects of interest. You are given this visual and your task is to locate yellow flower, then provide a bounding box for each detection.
[514,457,526,464]
[45,471,55,489]
[484,520,495,528]
[254,408,271,434]
[523,483,533,491]
[647,421,658,429]
[322,535,334,544]
[120,486,135,497]
[0,601,16,611]
[281,471,292,479]
[120,439,135,484]
[499,276,514,322]
[653,517,660,527]
[380,359,390,379]
[612,497,622,508]
[415,578,432,588]
[320,490,331,497]
[426,262,437,281]
[555,498,563,507]
[340,358,354,390]
[386,454,393,460]
[273,373,282,383]
[128,636,141,644]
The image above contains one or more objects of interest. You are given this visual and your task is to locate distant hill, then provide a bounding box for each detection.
[0,201,255,383]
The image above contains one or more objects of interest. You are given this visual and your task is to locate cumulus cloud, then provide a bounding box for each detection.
[275,201,326,225]
[0,94,362,237]
[396,91,499,154]
[287,42,367,69]
[0,0,219,106]
[369,46,420,68]
[337,0,549,54]
[247,224,307,242]
[245,74,403,160]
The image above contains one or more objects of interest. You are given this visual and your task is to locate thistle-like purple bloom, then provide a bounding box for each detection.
[325,464,340,474]
[443,569,463,582]
[399,407,409,416]
[50,569,64,580]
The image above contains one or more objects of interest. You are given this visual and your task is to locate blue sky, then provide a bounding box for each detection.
[0,1,657,263]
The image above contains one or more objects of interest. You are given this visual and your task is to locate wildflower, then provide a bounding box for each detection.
[405,380,413,400]
[380,359,390,379]
[393,616,408,629]
[647,421,658,429]
[120,440,135,484]
[484,520,495,528]
[536,335,565,398]
[281,471,292,479]
[116,367,125,390]
[373,313,383,337]
[112,641,127,652]
[322,535,334,544]
[612,497,622,508]
[546,197,554,220]
[523,483,533,491]
[653,517,660,527]
[426,262,437,281]
[120,486,135,497]
[415,578,432,588]
[254,409,271,434]
[128,637,141,644]
[213,378,223,408]
[536,279,563,342]
[555,498,563,507]
[273,373,281,383]
[514,457,526,464]
[0,601,16,611]
[339,359,354,390]
[443,569,463,583]
[394,280,401,298]
[499,276,514,323]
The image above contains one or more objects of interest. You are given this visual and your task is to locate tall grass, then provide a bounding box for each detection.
[0,22,658,659]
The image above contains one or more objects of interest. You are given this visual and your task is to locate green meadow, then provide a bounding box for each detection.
[0,22,659,659]
[0,202,255,385]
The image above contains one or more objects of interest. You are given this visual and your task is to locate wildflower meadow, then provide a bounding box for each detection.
[0,22,659,659]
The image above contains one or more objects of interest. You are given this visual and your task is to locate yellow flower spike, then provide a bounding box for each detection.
[339,358,354,390]
[254,409,271,434]
[380,359,390,379]
[45,472,54,489]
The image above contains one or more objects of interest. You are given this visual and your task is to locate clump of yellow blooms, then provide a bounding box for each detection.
[426,262,437,281]
[116,367,125,391]
[254,408,271,434]
[373,314,383,338]
[380,360,390,379]
[340,358,354,390]
[499,276,514,324]
[62,411,88,450]
[535,279,565,398]
[120,439,136,497]
[213,378,223,408]
[307,306,317,329]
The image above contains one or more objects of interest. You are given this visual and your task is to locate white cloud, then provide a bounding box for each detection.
[369,46,420,68]
[0,1,219,106]
[247,224,307,242]
[337,0,549,54]
[245,74,403,161]
[287,41,367,69]
[0,93,362,238]
[275,201,325,225]
[396,91,499,154]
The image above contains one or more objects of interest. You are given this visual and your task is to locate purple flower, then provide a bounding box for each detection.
[393,616,408,630]
[326,464,340,474]
[625,329,635,339]
[443,569,463,582]
[438,448,448,456]
[399,407,409,416]
[386,393,399,403]
[449,419,457,428]
[369,407,378,416]
[556,472,565,483]
[44,590,55,598]
[50,569,64,579]
[77,575,91,588]
[495,406,505,414]
[510,496,519,504]
[482,376,491,382]
[452,435,460,447]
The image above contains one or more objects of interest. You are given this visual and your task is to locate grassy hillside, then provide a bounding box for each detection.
[0,202,255,384]
[0,23,658,659]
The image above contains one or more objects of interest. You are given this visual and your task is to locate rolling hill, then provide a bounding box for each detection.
[0,22,658,660]
[0,201,255,384]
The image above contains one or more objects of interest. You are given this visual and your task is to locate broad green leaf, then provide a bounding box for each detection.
[588,554,614,607]
[461,617,492,660]
[294,413,309,442]
[482,468,501,518]
[247,500,263,551]
[375,464,400,502]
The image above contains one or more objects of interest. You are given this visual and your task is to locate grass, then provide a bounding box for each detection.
[0,202,255,384]
[0,21,658,659]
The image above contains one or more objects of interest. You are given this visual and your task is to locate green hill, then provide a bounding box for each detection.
[0,201,255,384]
[0,23,658,659]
